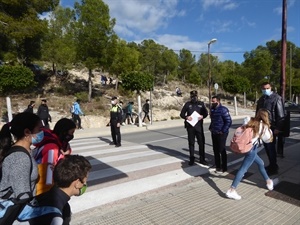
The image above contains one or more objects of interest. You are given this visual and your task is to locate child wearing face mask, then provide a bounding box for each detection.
[0,113,42,201]
[32,118,76,195]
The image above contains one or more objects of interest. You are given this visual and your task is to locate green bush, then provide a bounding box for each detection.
[0,65,36,94]
[75,92,89,102]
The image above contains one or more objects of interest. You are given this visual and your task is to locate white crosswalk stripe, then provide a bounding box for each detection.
[69,137,208,214]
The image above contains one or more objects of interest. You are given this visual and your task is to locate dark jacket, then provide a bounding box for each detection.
[37,104,51,121]
[209,104,232,134]
[142,102,149,113]
[180,100,208,128]
[110,105,123,123]
[24,105,34,113]
[256,92,285,131]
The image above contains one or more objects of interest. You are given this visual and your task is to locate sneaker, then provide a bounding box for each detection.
[121,122,125,126]
[226,190,241,200]
[266,180,274,191]
[131,122,134,125]
[215,168,224,174]
[142,122,146,125]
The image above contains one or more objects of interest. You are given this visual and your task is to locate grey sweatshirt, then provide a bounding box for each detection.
[0,151,38,199]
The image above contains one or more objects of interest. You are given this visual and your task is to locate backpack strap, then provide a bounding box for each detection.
[17,204,62,221]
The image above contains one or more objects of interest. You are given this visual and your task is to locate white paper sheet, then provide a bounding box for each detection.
[186,111,202,127]
[46,150,54,185]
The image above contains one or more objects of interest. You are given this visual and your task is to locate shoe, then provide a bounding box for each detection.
[215,168,223,174]
[226,189,241,200]
[131,123,134,125]
[115,144,121,147]
[266,180,274,191]
[266,167,278,176]
[199,160,209,166]
[109,142,115,145]
[277,154,284,158]
[122,122,125,126]
[142,122,146,125]
[188,158,195,166]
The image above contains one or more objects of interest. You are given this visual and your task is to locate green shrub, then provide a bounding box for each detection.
[75,92,89,102]
[0,65,36,94]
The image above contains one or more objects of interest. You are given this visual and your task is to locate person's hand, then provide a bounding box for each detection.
[117,123,120,127]
[186,116,192,121]
[198,115,203,120]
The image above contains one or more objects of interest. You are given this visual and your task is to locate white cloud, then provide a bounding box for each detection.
[241,16,256,28]
[209,20,234,33]
[103,0,181,37]
[201,0,238,11]
[273,0,296,15]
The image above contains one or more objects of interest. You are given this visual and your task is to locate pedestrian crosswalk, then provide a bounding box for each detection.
[69,137,209,214]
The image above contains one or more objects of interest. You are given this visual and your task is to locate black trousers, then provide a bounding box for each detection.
[73,114,82,129]
[211,132,228,171]
[186,125,205,161]
[142,112,150,122]
[111,121,121,145]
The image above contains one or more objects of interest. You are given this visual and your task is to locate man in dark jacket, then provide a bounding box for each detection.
[142,99,150,124]
[180,90,208,166]
[37,99,51,129]
[256,82,285,175]
[110,97,123,147]
[209,95,232,173]
[24,101,35,113]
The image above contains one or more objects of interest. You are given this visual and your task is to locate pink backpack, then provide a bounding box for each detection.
[230,126,254,153]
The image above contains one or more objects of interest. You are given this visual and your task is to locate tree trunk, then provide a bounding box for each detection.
[88,68,92,102]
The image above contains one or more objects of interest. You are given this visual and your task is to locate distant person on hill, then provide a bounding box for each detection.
[24,101,35,113]
[72,99,85,130]
[37,99,52,129]
[176,87,182,97]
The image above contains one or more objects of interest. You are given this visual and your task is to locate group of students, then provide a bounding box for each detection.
[180,82,285,200]
[0,112,91,224]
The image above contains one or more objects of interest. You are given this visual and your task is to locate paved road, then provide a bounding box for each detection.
[68,113,300,222]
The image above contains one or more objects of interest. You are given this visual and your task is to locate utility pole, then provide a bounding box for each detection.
[280,0,287,102]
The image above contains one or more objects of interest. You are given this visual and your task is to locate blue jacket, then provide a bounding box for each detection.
[73,102,84,115]
[209,104,232,134]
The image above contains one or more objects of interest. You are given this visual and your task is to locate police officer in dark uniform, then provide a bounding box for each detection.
[110,96,123,147]
[180,90,208,166]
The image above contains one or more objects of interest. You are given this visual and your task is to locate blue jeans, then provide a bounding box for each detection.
[231,144,269,189]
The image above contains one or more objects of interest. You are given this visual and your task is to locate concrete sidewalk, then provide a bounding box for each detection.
[71,111,300,225]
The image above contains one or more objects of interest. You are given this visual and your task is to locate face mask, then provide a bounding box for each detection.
[64,134,74,142]
[111,100,115,105]
[262,89,272,96]
[191,96,197,103]
[78,183,87,196]
[31,130,44,145]
[211,103,218,108]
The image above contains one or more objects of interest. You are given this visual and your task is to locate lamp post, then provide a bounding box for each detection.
[208,38,217,109]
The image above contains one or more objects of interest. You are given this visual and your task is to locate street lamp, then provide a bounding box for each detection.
[208,38,217,109]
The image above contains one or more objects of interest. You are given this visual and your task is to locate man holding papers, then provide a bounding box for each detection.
[180,90,208,166]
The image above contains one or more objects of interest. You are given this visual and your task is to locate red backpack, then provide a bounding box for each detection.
[230,126,254,153]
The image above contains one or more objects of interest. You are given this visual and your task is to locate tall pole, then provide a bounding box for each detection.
[280,0,287,102]
[208,38,217,109]
[289,45,292,101]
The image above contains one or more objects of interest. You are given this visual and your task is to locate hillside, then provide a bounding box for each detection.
[0,69,254,129]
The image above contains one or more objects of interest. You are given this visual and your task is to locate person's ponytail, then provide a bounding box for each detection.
[0,123,13,161]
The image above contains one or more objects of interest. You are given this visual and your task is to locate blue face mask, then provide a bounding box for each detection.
[31,130,44,144]
[262,89,272,96]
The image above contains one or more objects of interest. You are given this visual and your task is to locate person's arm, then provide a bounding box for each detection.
[201,102,208,119]
[180,102,188,119]
[275,97,285,132]
[6,152,33,198]
[221,107,232,133]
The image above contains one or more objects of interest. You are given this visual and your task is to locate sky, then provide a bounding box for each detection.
[60,0,300,64]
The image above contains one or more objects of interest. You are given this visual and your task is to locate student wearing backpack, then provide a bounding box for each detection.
[180,90,208,166]
[0,113,42,224]
[209,96,232,173]
[14,154,92,225]
[33,118,76,195]
[226,109,274,200]
[72,99,85,130]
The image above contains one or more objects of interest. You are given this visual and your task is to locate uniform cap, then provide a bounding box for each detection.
[190,90,198,96]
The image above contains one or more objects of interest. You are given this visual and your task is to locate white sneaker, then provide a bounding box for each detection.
[266,180,274,191]
[142,122,146,125]
[226,189,241,200]
[121,122,125,126]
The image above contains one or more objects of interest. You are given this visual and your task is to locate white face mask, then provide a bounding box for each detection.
[111,100,115,105]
